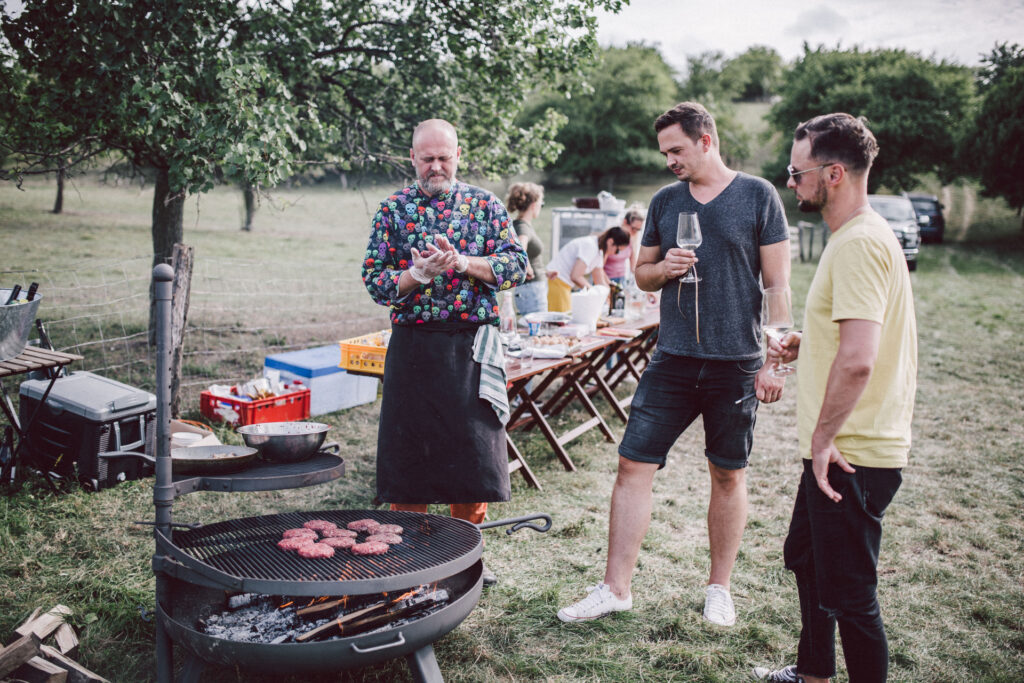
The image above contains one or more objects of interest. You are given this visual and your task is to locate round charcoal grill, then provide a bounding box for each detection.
[160,510,483,595]
[157,563,483,676]
[149,266,551,683]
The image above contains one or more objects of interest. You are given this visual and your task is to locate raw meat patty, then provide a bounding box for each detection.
[277,536,316,551]
[302,519,338,532]
[297,542,335,559]
[365,533,403,545]
[375,524,403,535]
[346,519,380,532]
[321,536,356,549]
[320,527,358,538]
[282,528,318,539]
[350,541,389,556]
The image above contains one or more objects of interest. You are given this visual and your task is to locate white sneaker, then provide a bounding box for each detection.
[702,583,736,626]
[751,664,799,682]
[557,583,632,622]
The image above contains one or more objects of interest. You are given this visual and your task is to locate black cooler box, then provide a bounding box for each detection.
[19,371,157,490]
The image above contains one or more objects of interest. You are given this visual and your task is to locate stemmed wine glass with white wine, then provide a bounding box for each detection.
[676,212,702,283]
[762,286,796,376]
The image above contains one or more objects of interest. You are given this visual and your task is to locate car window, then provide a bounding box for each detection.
[910,199,934,213]
[869,197,916,221]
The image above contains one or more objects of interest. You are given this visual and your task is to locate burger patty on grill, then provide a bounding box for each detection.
[297,542,336,559]
[320,527,358,538]
[365,533,403,545]
[350,541,389,555]
[282,528,318,539]
[321,536,356,549]
[277,536,317,551]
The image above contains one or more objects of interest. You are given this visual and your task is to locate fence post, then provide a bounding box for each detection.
[170,244,193,418]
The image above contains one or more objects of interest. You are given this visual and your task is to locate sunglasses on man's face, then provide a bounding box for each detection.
[787,162,837,184]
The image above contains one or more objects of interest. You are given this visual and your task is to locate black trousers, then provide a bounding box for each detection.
[784,459,902,682]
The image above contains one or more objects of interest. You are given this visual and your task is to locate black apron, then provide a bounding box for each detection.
[376,322,511,504]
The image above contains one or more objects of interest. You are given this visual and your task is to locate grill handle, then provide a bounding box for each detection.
[350,633,406,654]
[477,512,552,535]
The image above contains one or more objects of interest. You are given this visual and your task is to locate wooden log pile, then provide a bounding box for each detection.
[0,605,109,683]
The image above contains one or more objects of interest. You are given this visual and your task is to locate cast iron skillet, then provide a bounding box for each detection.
[99,445,259,475]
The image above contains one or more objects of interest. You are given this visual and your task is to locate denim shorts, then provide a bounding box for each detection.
[618,350,761,470]
[514,278,548,316]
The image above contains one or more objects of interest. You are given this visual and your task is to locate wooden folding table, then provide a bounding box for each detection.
[503,354,571,489]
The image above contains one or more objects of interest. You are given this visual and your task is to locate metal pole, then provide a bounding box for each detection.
[152,263,175,683]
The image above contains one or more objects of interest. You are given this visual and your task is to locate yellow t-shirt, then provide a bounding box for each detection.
[797,212,917,468]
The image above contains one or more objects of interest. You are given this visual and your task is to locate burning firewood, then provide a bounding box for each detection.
[294,599,392,642]
[295,589,449,642]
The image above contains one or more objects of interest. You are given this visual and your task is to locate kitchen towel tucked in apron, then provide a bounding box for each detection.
[377,321,511,504]
[472,325,509,425]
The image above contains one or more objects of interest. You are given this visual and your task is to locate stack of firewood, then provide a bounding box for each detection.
[0,605,109,683]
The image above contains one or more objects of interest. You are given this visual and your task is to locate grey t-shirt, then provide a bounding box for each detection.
[642,172,789,360]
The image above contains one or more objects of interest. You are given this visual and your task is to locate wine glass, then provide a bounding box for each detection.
[762,286,795,376]
[676,212,702,283]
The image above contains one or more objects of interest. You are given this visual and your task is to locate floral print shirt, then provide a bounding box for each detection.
[362,181,527,325]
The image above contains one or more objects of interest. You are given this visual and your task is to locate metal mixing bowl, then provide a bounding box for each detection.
[235,422,331,463]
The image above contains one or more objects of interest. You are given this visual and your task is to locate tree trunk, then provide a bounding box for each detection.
[169,244,194,418]
[241,183,256,231]
[52,167,65,214]
[149,166,186,345]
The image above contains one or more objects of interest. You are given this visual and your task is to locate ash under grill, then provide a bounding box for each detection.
[169,510,482,589]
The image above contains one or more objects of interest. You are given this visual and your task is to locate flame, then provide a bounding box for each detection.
[391,589,417,603]
[278,600,294,609]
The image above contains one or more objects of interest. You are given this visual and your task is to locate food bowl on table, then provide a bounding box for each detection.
[235,421,331,463]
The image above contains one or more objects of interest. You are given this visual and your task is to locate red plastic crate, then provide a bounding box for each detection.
[199,388,311,426]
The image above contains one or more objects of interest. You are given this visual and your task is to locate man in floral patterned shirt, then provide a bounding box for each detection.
[361,119,526,585]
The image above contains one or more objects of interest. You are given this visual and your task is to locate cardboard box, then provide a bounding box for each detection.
[264,345,378,416]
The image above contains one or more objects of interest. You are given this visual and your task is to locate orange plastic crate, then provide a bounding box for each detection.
[338,331,388,377]
[199,387,311,426]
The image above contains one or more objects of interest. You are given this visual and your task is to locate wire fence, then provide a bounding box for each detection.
[5,254,391,413]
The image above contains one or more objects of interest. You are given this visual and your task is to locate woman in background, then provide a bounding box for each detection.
[505,182,548,315]
[546,226,631,312]
[603,203,647,285]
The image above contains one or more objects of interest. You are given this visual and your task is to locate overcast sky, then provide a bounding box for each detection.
[596,0,1024,74]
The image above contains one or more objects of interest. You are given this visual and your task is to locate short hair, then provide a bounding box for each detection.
[623,203,647,225]
[654,102,719,147]
[794,113,879,173]
[597,226,631,252]
[505,182,544,214]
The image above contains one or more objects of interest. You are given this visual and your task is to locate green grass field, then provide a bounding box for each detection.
[2,149,1023,681]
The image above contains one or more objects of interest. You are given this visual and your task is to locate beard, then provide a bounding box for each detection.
[419,171,453,196]
[796,180,827,213]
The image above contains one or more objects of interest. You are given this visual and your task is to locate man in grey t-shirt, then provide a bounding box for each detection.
[559,102,791,626]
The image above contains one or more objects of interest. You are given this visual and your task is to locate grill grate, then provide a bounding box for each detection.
[171,510,481,585]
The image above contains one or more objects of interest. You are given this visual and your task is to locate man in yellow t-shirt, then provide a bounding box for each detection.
[753,113,917,683]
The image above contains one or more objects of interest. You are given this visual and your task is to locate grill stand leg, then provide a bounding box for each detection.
[155,572,173,683]
[178,653,205,683]
[406,644,443,683]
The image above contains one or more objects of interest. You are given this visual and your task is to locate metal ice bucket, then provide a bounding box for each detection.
[0,291,42,361]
